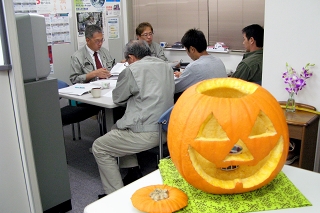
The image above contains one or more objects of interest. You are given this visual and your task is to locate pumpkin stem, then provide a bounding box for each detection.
[149,188,169,201]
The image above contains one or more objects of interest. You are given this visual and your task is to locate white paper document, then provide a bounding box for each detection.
[58,83,98,96]
[59,80,118,96]
[110,63,126,75]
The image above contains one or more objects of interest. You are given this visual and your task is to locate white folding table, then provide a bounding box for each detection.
[59,87,118,133]
[83,165,320,213]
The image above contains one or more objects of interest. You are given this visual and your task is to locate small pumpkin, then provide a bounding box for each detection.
[168,78,289,194]
[131,184,188,213]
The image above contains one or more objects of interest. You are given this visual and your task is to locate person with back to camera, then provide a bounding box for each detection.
[70,25,114,84]
[231,24,264,85]
[92,40,175,199]
[174,28,227,102]
[136,22,168,61]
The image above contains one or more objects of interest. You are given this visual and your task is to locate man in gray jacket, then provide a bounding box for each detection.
[136,22,168,61]
[70,25,114,84]
[92,40,174,198]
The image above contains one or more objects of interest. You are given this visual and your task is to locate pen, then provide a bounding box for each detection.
[75,86,85,89]
[112,59,116,67]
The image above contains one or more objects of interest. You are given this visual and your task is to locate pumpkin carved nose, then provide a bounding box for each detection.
[220,145,242,171]
[224,140,254,163]
[229,145,243,154]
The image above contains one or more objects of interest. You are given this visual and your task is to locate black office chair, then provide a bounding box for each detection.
[58,80,103,140]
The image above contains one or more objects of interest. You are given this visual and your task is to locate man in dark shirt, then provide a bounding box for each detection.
[231,24,264,85]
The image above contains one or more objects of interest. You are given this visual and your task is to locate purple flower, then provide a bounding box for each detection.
[283,63,315,95]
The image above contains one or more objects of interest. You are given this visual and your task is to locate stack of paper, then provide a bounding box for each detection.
[110,63,126,75]
[59,83,98,96]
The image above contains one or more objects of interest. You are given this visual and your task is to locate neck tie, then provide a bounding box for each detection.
[93,52,103,69]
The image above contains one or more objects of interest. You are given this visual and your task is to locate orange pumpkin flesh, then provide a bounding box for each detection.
[131,184,188,213]
[168,78,289,194]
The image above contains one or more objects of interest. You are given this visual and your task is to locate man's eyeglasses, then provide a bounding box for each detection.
[92,38,105,44]
[140,32,154,37]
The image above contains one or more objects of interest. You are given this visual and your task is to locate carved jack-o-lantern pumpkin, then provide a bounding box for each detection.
[168,78,289,194]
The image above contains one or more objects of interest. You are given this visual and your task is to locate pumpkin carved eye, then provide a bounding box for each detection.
[168,78,289,194]
[249,110,277,138]
[196,113,229,141]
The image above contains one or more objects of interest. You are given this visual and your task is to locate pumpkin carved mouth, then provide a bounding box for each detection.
[188,137,284,189]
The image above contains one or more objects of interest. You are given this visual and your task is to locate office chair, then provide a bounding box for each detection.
[58,80,69,90]
[144,106,174,165]
[58,80,103,140]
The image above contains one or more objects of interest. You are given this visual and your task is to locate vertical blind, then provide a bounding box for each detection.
[131,0,264,50]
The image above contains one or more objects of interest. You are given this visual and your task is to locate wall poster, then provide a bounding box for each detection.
[76,12,103,37]
[74,0,105,48]
[43,13,71,45]
[105,0,121,17]
[74,0,121,49]
[13,0,37,13]
[107,17,119,39]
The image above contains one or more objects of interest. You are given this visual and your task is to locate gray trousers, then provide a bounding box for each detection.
[92,128,159,194]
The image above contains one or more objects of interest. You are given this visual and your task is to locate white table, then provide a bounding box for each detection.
[59,88,118,132]
[84,165,320,213]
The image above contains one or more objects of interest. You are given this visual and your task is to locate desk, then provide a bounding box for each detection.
[84,165,320,213]
[283,109,319,171]
[59,88,118,132]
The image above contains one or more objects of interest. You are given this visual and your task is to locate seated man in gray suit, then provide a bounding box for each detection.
[70,25,114,84]
[92,40,174,199]
[69,25,123,123]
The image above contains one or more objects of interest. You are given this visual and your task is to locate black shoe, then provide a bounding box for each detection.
[98,194,107,199]
[122,166,142,186]
[286,141,299,165]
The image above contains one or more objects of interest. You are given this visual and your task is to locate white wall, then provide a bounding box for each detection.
[263,0,320,171]
[1,1,42,212]
[0,72,33,213]
[263,0,320,110]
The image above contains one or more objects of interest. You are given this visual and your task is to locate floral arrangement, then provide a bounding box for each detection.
[282,63,315,95]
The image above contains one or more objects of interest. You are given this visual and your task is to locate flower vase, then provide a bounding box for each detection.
[286,92,296,112]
